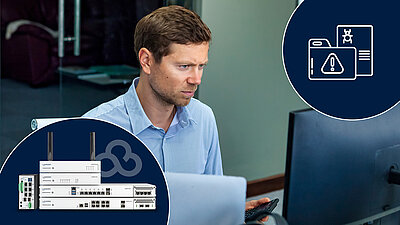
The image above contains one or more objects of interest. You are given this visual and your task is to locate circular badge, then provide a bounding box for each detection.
[0,118,168,225]
[283,0,400,120]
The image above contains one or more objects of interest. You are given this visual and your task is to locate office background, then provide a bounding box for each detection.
[0,0,304,183]
[200,0,305,180]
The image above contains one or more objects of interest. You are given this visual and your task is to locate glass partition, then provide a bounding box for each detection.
[0,0,166,164]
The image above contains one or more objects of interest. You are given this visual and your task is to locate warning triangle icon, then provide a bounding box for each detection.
[321,53,344,75]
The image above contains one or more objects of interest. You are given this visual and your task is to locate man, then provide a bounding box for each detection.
[83,5,269,221]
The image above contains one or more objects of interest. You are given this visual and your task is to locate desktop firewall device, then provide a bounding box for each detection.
[39,161,101,173]
[39,132,101,186]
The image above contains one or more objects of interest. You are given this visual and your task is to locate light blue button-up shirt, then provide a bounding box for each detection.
[83,78,223,175]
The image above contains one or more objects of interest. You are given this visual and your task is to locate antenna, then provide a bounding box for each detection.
[47,132,53,161]
[90,132,95,161]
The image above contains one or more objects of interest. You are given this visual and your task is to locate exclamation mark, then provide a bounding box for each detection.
[330,56,335,72]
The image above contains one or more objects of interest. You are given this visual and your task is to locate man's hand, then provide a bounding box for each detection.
[245,197,270,223]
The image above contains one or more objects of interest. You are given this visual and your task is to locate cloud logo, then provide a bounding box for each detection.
[96,139,143,178]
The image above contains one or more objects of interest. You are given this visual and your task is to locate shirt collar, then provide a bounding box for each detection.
[176,104,197,128]
[124,77,197,135]
[124,77,153,135]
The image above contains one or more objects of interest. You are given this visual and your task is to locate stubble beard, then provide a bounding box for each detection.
[149,78,192,107]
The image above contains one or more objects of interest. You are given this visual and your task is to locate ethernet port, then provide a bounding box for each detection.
[85,203,89,207]
[97,192,101,195]
[79,204,83,208]
[92,192,96,195]
[101,192,105,195]
[145,205,149,208]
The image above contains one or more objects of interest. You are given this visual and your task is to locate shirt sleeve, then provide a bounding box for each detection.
[204,109,223,175]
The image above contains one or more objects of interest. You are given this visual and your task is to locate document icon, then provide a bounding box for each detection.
[336,25,373,76]
[308,38,357,80]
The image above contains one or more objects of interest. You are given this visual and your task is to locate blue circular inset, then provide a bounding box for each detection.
[283,0,400,120]
[0,118,168,225]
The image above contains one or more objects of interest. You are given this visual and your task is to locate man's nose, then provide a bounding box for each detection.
[187,68,202,85]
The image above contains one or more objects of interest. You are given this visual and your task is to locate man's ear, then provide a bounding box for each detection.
[138,48,153,74]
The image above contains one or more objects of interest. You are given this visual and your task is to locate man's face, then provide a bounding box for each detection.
[148,42,209,107]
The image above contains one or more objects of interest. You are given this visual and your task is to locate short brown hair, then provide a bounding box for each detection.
[134,5,211,63]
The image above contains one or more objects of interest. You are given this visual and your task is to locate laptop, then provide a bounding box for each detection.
[165,172,246,225]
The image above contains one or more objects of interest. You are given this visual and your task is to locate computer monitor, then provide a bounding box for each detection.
[283,107,400,224]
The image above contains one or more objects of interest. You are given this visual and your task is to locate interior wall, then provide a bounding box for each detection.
[199,0,307,180]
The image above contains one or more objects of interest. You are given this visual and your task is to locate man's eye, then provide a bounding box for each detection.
[178,65,189,69]
[199,64,207,69]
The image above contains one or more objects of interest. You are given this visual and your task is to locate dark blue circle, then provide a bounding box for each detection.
[0,118,168,225]
[283,0,400,120]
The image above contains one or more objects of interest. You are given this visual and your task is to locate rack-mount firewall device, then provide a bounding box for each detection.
[39,197,156,210]
[39,183,156,198]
